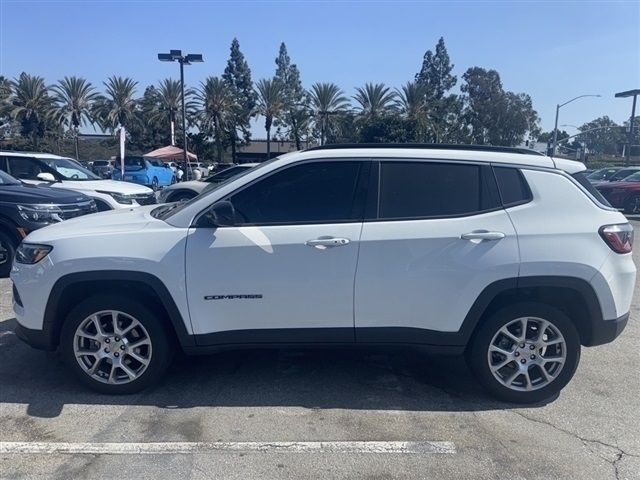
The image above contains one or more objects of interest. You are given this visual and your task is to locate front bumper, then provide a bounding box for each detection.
[586,312,629,346]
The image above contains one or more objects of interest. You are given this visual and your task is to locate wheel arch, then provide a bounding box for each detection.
[462,276,603,347]
[44,270,194,351]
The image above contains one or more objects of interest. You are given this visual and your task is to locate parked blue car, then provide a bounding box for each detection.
[112,157,176,191]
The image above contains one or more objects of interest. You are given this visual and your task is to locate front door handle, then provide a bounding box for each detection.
[461,230,505,241]
[305,237,350,249]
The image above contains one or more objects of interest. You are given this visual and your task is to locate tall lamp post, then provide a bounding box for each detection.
[552,94,600,156]
[615,89,640,166]
[158,50,203,180]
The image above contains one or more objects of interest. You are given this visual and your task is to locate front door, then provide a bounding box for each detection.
[185,160,370,345]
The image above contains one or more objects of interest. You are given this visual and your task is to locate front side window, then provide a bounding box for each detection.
[229,161,365,225]
[38,157,98,180]
[378,161,499,219]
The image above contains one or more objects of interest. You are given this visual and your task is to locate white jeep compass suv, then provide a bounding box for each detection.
[11,145,635,403]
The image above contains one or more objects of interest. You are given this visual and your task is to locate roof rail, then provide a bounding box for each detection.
[305,143,545,156]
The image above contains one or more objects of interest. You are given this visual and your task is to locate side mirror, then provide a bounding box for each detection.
[199,200,236,227]
[36,172,56,182]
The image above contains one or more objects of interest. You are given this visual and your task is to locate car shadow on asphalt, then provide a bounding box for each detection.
[0,318,553,418]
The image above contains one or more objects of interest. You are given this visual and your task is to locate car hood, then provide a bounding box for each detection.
[56,179,153,194]
[25,205,159,243]
[0,183,92,204]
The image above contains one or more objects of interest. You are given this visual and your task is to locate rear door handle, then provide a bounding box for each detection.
[305,237,350,249]
[461,230,505,241]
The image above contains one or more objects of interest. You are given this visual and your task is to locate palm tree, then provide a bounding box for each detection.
[255,78,285,158]
[10,73,55,147]
[309,82,350,145]
[353,83,397,118]
[51,76,99,160]
[396,81,429,142]
[93,76,139,133]
[197,76,235,163]
[151,78,197,146]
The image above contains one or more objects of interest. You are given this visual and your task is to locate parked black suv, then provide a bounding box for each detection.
[0,170,96,276]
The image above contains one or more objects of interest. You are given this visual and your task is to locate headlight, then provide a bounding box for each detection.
[15,243,53,264]
[96,190,133,205]
[16,204,63,223]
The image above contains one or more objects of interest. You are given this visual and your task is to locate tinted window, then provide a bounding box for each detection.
[609,168,640,181]
[378,162,499,219]
[572,172,611,207]
[230,161,363,225]
[7,157,49,180]
[494,167,532,206]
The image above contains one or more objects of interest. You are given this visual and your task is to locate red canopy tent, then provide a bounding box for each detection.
[145,145,197,161]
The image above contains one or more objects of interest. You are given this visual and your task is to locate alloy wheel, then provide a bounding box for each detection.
[73,310,152,385]
[487,316,566,392]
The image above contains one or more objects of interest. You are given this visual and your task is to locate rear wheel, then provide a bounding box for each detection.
[0,230,17,278]
[467,302,580,403]
[61,294,173,394]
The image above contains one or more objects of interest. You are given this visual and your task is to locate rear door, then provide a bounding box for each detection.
[354,160,519,342]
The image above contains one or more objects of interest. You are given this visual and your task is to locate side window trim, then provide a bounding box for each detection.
[367,159,503,222]
[193,159,372,228]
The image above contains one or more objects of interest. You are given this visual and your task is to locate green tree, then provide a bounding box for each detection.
[51,76,99,160]
[310,82,350,145]
[10,72,55,148]
[415,37,460,143]
[353,83,396,118]
[358,115,418,143]
[255,78,286,158]
[222,38,256,162]
[396,81,428,141]
[150,78,197,146]
[93,76,139,133]
[577,116,626,155]
[197,76,235,163]
[461,67,539,146]
[127,85,168,154]
[274,42,310,150]
[0,76,13,140]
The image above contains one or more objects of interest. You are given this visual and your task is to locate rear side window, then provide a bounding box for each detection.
[378,162,500,219]
[493,167,532,207]
[572,172,611,207]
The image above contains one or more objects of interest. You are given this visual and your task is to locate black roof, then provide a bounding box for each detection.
[305,143,545,156]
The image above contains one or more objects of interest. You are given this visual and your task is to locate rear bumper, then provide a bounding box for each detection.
[585,312,629,346]
[14,322,56,351]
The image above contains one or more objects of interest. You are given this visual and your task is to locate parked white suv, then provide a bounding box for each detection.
[0,151,156,210]
[11,145,635,403]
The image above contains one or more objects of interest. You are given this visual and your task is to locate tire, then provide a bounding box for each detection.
[169,191,196,202]
[60,294,173,394]
[624,195,640,215]
[467,302,580,404]
[171,175,177,185]
[0,230,17,278]
[151,177,159,192]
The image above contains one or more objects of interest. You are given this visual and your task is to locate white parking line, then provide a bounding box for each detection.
[0,441,455,455]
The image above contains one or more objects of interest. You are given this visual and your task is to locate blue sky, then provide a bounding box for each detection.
[1,0,639,137]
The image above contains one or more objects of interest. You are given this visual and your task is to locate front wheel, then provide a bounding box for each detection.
[151,177,159,191]
[467,302,580,403]
[61,295,173,394]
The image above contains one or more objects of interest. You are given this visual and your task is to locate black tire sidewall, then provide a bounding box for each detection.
[468,302,581,404]
[151,177,159,191]
[61,294,173,394]
[0,230,17,278]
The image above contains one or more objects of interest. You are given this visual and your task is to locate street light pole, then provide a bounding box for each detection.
[551,94,601,156]
[158,50,203,180]
[615,89,640,167]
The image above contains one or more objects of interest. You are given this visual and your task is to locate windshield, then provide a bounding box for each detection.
[40,157,99,180]
[609,169,639,181]
[587,168,619,180]
[205,165,251,183]
[152,158,275,221]
[621,172,640,182]
[0,170,21,185]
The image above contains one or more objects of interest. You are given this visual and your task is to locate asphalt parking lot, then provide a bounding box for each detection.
[1,226,639,479]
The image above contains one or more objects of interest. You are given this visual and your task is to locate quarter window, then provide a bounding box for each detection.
[230,161,364,225]
[493,167,532,206]
[378,162,499,219]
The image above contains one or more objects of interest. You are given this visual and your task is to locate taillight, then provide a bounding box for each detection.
[599,223,634,254]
